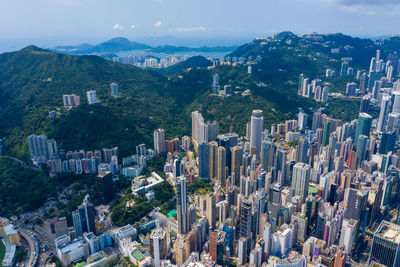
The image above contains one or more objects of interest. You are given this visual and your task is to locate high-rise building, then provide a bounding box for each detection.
[297,136,309,164]
[345,188,368,223]
[291,163,311,202]
[206,193,216,229]
[198,142,210,180]
[322,86,329,103]
[268,183,282,221]
[250,110,264,160]
[28,134,49,162]
[191,111,219,144]
[231,146,243,185]
[356,135,369,167]
[386,112,400,134]
[73,194,96,236]
[261,139,274,172]
[360,96,370,113]
[86,90,99,105]
[209,230,226,265]
[176,176,189,234]
[62,94,80,108]
[181,136,191,152]
[298,74,304,94]
[359,72,367,94]
[369,221,400,267]
[393,91,400,114]
[217,133,238,174]
[377,94,391,132]
[110,82,119,97]
[312,110,323,131]
[379,132,396,154]
[217,146,226,186]
[339,219,358,253]
[209,141,218,180]
[355,113,372,145]
[239,199,252,238]
[72,210,83,237]
[322,118,332,147]
[298,111,308,131]
[153,129,165,153]
[96,171,114,204]
[238,237,248,264]
[150,228,169,267]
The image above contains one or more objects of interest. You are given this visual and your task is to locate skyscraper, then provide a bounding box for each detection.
[217,133,238,174]
[322,118,332,147]
[209,230,226,265]
[96,171,114,204]
[206,193,216,229]
[345,188,368,222]
[153,129,165,153]
[298,111,308,131]
[297,136,309,164]
[209,141,218,180]
[339,219,358,253]
[231,146,243,185]
[191,111,219,144]
[217,146,226,186]
[150,228,169,267]
[355,135,368,167]
[377,94,391,133]
[73,194,96,236]
[291,162,311,202]
[386,112,400,134]
[392,91,400,114]
[369,221,400,267]
[379,132,396,154]
[250,110,263,160]
[239,199,252,238]
[198,142,210,180]
[355,113,372,145]
[176,176,189,234]
[312,110,323,131]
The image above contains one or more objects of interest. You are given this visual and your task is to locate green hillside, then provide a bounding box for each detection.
[1,32,397,216]
[0,37,378,162]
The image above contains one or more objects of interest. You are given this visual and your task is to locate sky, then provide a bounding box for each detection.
[1,0,400,50]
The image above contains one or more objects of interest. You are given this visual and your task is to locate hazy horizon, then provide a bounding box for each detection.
[1,0,400,52]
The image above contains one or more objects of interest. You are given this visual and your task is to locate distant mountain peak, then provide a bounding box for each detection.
[21,45,48,52]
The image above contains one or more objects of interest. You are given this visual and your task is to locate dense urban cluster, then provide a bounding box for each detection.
[3,40,400,267]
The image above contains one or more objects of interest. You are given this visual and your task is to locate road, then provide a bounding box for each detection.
[19,228,39,267]
[0,155,41,171]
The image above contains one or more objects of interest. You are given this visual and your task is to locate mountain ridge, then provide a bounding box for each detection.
[52,36,237,55]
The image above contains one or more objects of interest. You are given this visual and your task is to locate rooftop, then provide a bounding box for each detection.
[375,220,400,244]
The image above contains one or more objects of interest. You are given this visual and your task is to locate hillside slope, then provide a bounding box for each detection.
[0,46,298,161]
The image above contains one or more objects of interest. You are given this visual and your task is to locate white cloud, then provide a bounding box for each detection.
[130,24,136,29]
[112,24,123,30]
[168,26,207,32]
[154,21,162,27]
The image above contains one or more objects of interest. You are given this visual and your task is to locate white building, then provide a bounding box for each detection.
[87,90,99,105]
[339,219,358,253]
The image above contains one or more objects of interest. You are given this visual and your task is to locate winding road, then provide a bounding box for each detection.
[0,155,41,171]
